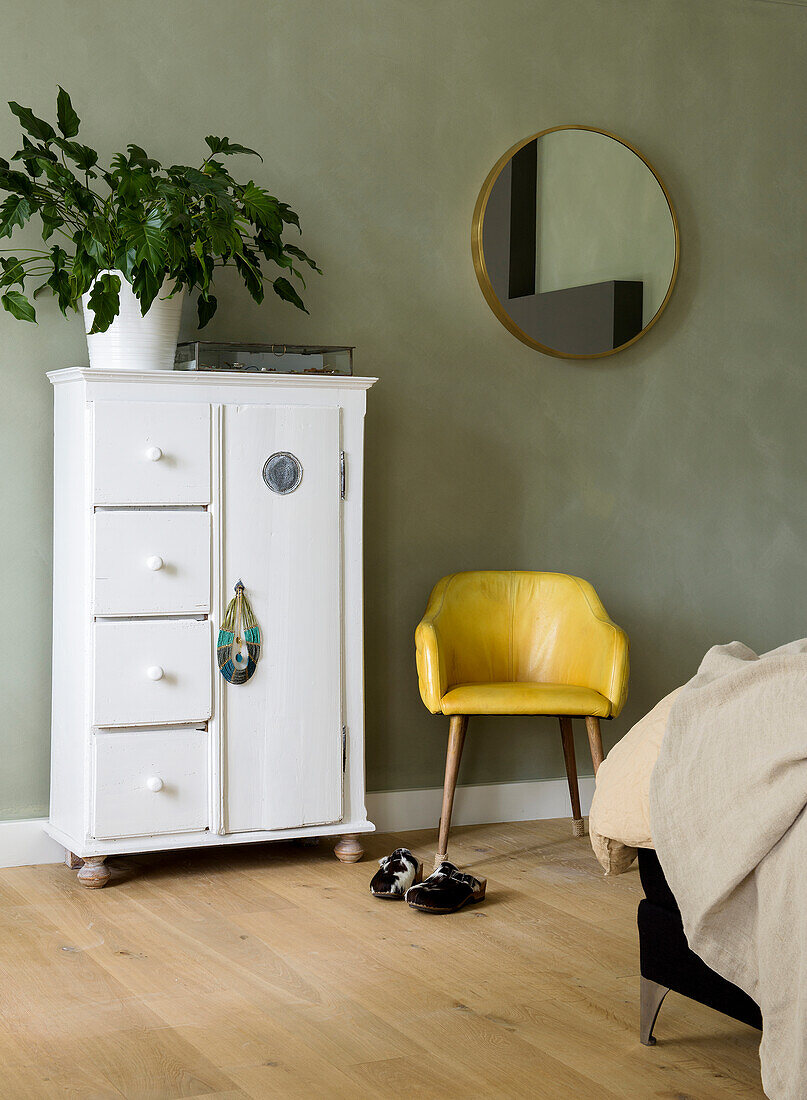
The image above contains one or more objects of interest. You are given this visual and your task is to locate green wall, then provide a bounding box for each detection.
[0,0,804,818]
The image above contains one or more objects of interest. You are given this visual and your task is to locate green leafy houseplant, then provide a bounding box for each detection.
[0,88,319,334]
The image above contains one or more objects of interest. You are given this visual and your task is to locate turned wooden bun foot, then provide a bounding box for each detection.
[76,856,110,889]
[334,835,364,863]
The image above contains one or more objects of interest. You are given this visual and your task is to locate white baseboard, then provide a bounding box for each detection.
[366,775,595,834]
[0,778,594,869]
[0,818,64,868]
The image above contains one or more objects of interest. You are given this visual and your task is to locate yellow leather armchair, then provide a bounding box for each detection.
[415,571,629,862]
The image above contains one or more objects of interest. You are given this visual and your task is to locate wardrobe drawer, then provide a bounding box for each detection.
[93,400,211,505]
[94,511,211,616]
[94,619,212,727]
[93,728,208,839]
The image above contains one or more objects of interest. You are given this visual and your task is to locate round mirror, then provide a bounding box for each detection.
[472,126,679,358]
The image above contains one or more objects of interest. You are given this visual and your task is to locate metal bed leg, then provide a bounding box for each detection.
[640,976,670,1045]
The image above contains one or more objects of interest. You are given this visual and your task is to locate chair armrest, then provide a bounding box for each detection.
[607,623,630,717]
[414,578,452,713]
[569,576,630,716]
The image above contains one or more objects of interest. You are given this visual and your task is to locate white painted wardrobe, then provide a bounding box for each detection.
[45,367,376,887]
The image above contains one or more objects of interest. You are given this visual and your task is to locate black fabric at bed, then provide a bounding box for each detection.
[637,848,762,1032]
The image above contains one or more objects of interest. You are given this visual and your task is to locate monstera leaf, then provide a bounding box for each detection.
[85,271,120,334]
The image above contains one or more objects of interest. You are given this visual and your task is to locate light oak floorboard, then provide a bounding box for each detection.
[0,820,763,1098]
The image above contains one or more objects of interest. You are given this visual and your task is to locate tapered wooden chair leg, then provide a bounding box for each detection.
[435,715,468,867]
[559,717,584,836]
[585,715,605,775]
[640,976,670,1045]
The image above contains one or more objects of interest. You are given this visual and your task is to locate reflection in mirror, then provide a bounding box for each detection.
[472,127,679,358]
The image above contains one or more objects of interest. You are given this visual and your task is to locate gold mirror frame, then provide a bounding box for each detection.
[471,125,680,360]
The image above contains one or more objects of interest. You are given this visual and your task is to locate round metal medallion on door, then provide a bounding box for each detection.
[263,451,303,494]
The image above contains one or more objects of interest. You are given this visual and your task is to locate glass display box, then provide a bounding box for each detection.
[174,342,354,376]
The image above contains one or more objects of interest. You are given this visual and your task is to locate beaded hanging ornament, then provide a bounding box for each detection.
[217,580,261,684]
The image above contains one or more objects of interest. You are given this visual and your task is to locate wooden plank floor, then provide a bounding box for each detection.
[0,819,763,1098]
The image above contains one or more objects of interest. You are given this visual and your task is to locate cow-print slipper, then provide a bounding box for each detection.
[404,861,487,913]
[370,848,423,899]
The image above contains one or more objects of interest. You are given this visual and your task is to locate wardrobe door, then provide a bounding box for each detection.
[222,404,343,832]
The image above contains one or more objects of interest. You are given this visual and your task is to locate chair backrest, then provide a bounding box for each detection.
[434,570,619,694]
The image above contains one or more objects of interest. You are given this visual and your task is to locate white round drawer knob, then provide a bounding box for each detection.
[146,776,164,793]
[146,555,164,571]
[146,665,164,681]
[145,446,163,462]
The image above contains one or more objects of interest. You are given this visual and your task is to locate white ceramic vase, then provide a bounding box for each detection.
[82,270,185,371]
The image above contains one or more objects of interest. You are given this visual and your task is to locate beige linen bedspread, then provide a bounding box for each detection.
[651,638,807,1100]
[589,688,680,874]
